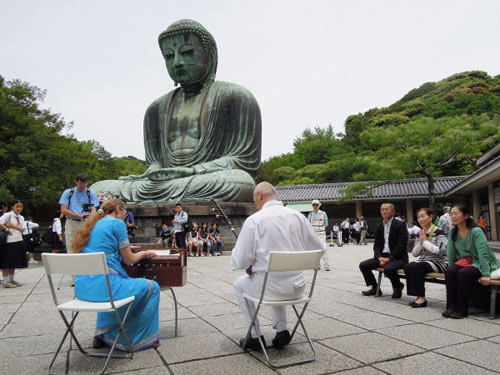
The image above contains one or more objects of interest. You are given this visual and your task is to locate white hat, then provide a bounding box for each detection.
[312,199,321,206]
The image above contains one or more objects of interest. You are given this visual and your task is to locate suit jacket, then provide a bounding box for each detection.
[373,218,408,262]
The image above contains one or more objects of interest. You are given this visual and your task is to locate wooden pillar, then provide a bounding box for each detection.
[355,201,363,220]
[488,183,498,241]
[406,199,414,226]
[472,189,481,221]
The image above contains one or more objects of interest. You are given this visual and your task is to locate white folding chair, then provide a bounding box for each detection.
[242,250,323,368]
[42,253,135,375]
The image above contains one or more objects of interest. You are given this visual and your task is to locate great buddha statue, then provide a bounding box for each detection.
[91,19,262,203]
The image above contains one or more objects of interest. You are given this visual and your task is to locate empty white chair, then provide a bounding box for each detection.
[43,252,135,375]
[242,250,323,368]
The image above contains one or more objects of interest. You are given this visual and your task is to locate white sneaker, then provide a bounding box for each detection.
[3,282,18,288]
[29,259,38,264]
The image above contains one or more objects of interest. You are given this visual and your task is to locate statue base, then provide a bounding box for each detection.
[127,201,256,252]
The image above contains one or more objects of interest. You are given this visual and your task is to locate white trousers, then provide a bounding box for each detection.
[234,272,306,338]
[318,234,329,269]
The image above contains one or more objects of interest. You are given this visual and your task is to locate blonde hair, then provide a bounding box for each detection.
[72,199,125,253]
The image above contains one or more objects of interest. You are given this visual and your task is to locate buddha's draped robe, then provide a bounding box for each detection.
[91,81,261,203]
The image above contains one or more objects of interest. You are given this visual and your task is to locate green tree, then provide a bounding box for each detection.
[354,115,500,210]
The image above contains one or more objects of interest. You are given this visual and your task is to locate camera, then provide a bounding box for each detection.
[82,203,93,213]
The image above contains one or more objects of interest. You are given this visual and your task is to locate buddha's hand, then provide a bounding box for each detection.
[119,163,164,181]
[148,167,195,181]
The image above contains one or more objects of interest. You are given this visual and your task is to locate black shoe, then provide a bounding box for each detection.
[442,309,453,318]
[409,299,427,308]
[239,336,266,351]
[362,286,382,296]
[450,312,466,319]
[272,330,291,349]
[391,283,404,299]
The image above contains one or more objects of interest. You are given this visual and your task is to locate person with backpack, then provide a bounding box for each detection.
[23,217,40,264]
[172,203,188,249]
[58,173,99,256]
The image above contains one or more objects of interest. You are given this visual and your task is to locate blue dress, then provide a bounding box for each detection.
[75,217,160,351]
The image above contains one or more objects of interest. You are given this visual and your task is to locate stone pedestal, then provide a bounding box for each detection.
[126,202,256,252]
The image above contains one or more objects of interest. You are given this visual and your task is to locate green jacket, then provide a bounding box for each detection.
[447,227,499,277]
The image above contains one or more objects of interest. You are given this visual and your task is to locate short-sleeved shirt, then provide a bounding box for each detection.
[124,212,135,225]
[80,217,129,274]
[59,187,99,216]
[159,228,172,239]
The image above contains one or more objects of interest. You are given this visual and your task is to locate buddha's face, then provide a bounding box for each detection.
[161,33,211,85]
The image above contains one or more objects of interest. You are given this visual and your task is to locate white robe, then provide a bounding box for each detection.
[231,200,326,337]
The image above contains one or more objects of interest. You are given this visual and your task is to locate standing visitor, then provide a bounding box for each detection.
[59,173,99,255]
[172,203,188,249]
[307,200,330,271]
[438,206,452,236]
[359,216,368,245]
[443,204,499,319]
[23,217,40,264]
[341,218,350,245]
[51,212,64,253]
[0,200,28,288]
[333,223,342,247]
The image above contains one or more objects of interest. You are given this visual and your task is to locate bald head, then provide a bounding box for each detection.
[253,182,277,210]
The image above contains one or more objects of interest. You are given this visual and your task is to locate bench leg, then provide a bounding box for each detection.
[376,272,383,297]
[490,285,497,320]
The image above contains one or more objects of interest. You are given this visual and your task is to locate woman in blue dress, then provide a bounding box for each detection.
[73,199,160,351]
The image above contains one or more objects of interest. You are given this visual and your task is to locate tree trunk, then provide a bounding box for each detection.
[427,175,436,212]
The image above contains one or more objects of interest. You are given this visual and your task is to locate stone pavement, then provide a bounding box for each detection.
[2,244,500,374]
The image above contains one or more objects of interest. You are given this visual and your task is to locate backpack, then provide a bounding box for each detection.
[41,219,56,244]
[27,224,42,247]
[183,218,193,232]
[41,228,52,244]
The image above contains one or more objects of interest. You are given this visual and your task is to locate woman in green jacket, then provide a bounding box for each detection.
[443,204,499,319]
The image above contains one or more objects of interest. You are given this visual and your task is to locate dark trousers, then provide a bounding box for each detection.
[445,264,481,316]
[404,261,434,297]
[342,229,349,244]
[175,231,186,249]
[359,257,407,289]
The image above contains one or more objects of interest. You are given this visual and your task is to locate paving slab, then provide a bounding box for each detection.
[374,351,498,375]
[435,340,500,372]
[170,353,276,375]
[320,332,424,364]
[375,323,475,350]
[155,331,241,363]
[426,317,500,339]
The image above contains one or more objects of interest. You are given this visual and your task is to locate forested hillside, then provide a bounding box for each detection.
[258,71,500,193]
[0,76,146,217]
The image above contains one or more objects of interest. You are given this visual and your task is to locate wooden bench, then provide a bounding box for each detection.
[375,267,500,319]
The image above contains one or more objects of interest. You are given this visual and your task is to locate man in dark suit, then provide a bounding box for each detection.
[359,203,408,298]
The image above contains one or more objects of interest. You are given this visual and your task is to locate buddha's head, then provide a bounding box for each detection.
[158,19,218,88]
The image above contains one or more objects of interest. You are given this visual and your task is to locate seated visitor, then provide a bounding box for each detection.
[443,204,499,319]
[404,208,447,308]
[210,222,223,256]
[188,222,199,256]
[157,222,173,248]
[359,202,408,298]
[73,199,160,351]
[198,222,213,256]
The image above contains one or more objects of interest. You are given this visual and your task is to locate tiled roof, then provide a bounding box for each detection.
[276,176,467,202]
[448,154,500,192]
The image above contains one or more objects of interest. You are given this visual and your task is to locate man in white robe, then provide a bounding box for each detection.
[231,182,326,351]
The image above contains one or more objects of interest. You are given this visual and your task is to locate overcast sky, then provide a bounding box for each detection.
[1,0,499,162]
